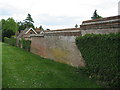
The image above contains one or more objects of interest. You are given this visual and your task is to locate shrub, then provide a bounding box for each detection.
[4,36,31,52]
[9,36,16,46]
[21,38,31,52]
[4,36,16,46]
[4,37,9,44]
[76,33,120,88]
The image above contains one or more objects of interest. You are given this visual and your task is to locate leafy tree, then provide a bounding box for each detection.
[24,13,35,29]
[75,24,78,28]
[17,21,26,32]
[39,25,44,30]
[91,10,102,20]
[46,29,50,30]
[1,18,18,41]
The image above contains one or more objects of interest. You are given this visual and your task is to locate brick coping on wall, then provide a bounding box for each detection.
[80,15,120,30]
[42,28,81,36]
[30,28,81,37]
[30,34,44,37]
[82,15,120,24]
[45,28,80,32]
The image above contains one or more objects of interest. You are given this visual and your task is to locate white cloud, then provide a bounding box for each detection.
[0,0,119,29]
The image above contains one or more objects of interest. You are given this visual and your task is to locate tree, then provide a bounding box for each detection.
[91,10,102,20]
[39,25,44,30]
[1,18,18,41]
[75,24,78,28]
[24,13,34,29]
[17,21,26,32]
[46,29,50,30]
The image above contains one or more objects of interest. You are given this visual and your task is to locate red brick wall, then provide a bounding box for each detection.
[30,35,85,67]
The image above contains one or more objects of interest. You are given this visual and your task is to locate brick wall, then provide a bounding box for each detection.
[44,28,81,36]
[80,15,120,35]
[31,35,85,67]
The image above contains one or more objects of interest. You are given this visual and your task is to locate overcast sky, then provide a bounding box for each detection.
[0,0,119,30]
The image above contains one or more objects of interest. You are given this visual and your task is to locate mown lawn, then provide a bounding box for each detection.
[0,42,2,89]
[2,43,101,88]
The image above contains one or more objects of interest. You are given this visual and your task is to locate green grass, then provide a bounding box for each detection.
[0,42,2,89]
[2,43,101,88]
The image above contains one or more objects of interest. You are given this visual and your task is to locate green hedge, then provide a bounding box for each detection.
[21,38,31,52]
[4,37,9,43]
[4,36,16,46]
[76,33,120,88]
[4,37,31,52]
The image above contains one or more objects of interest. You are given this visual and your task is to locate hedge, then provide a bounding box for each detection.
[4,36,16,46]
[76,33,120,88]
[4,37,31,52]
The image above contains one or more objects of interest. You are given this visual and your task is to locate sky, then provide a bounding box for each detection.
[0,0,119,30]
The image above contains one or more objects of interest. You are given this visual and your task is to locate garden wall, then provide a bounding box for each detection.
[30,29,85,67]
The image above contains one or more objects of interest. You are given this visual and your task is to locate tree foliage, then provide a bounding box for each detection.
[24,13,34,29]
[1,18,18,41]
[17,13,35,32]
[75,24,78,28]
[17,21,26,32]
[39,25,44,30]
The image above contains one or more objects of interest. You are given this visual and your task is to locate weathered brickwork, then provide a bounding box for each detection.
[44,28,81,36]
[31,35,85,67]
[80,15,120,35]
[80,15,120,30]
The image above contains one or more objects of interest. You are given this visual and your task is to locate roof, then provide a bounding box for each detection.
[25,28,37,34]
[17,28,37,39]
